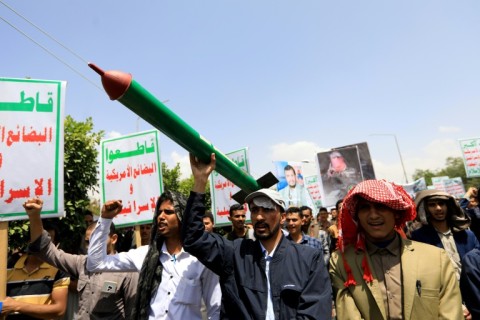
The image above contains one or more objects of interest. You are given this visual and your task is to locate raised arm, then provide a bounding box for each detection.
[182,153,235,276]
[87,200,122,272]
[24,197,43,243]
[460,187,478,209]
[87,200,143,272]
[25,198,83,277]
[191,153,216,193]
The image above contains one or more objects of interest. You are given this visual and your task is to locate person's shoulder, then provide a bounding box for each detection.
[462,248,480,267]
[327,224,336,231]
[223,231,234,240]
[53,267,70,284]
[405,238,447,255]
[234,238,260,258]
[463,229,478,239]
[302,234,313,240]
[132,244,150,255]
[286,238,320,259]
[304,234,322,245]
[236,237,256,248]
[410,224,432,236]
[331,245,356,259]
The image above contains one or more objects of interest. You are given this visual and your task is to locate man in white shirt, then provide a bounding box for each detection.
[87,191,221,320]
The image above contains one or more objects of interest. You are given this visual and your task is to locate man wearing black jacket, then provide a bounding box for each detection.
[181,153,332,320]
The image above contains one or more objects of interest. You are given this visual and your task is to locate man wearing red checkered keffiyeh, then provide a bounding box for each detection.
[329,180,463,320]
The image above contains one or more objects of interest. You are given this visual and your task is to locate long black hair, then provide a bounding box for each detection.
[131,190,187,319]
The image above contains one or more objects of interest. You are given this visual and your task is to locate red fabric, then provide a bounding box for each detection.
[337,180,416,287]
[395,226,407,239]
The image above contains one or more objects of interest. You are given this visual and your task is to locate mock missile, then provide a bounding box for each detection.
[89,63,277,203]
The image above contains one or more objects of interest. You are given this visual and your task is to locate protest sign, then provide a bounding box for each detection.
[304,175,323,212]
[459,138,480,178]
[100,130,162,227]
[443,177,465,199]
[431,176,449,192]
[210,148,250,227]
[317,142,376,207]
[402,177,427,198]
[0,78,65,221]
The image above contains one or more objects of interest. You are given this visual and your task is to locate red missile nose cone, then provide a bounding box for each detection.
[89,63,133,100]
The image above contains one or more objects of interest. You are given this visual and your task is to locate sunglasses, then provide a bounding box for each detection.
[158,208,176,215]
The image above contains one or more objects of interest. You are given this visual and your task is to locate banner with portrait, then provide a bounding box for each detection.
[317,142,375,207]
[273,161,314,209]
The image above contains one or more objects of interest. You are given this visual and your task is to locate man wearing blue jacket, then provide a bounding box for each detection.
[460,248,480,319]
[411,189,480,279]
[182,153,332,320]
[412,189,480,319]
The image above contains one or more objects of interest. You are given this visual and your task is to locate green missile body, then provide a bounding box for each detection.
[89,63,277,202]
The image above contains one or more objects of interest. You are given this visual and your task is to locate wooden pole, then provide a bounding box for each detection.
[134,225,141,248]
[0,221,8,318]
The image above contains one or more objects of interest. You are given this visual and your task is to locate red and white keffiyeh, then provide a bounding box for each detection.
[337,180,416,287]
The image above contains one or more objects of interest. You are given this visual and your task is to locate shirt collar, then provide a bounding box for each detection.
[160,243,186,259]
[259,241,278,258]
[435,228,452,237]
[366,233,401,256]
[300,233,309,243]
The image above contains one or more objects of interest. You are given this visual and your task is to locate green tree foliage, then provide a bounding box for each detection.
[161,162,182,191]
[411,168,435,186]
[412,156,480,188]
[62,116,103,252]
[162,162,211,209]
[8,116,103,254]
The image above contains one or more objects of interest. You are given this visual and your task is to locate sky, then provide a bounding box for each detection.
[2,1,479,184]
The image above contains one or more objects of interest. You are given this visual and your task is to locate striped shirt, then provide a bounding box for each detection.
[7,254,69,320]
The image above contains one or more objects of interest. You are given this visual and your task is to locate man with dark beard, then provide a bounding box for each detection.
[182,153,332,320]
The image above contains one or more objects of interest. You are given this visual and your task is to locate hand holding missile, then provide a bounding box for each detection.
[191,153,216,193]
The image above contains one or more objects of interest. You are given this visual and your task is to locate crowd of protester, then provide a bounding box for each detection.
[3,153,480,319]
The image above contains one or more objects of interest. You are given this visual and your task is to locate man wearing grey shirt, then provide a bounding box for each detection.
[25,197,138,320]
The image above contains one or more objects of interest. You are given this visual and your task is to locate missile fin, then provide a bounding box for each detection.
[231,172,278,204]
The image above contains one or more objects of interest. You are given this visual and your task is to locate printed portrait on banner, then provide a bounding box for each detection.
[273,161,313,209]
[317,142,375,207]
